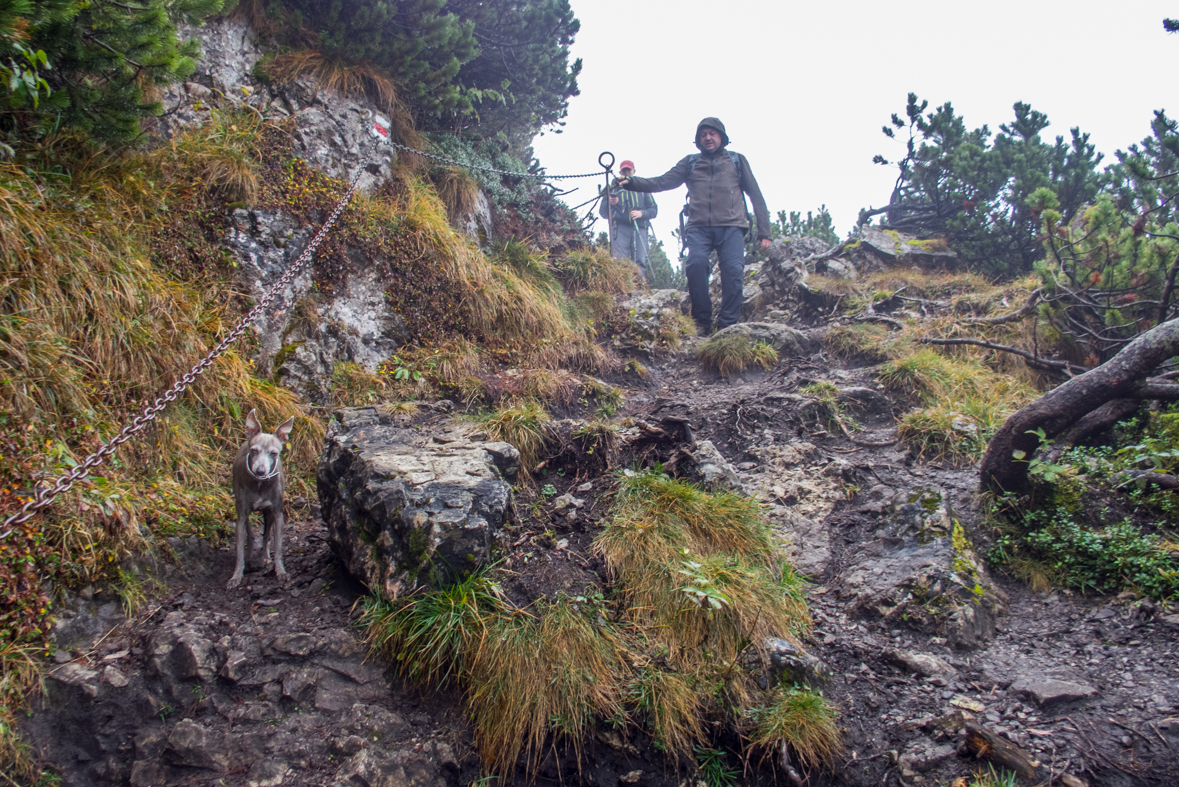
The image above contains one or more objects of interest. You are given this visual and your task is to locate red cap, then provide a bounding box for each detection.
[619,160,635,172]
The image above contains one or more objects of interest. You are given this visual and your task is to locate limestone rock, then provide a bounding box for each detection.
[1012,677,1098,707]
[852,226,958,272]
[691,440,746,493]
[712,321,813,357]
[166,719,235,771]
[319,407,515,597]
[148,612,222,686]
[884,648,957,677]
[838,495,1007,649]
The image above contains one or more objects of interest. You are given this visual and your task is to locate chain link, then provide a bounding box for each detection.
[388,140,602,181]
[0,172,363,540]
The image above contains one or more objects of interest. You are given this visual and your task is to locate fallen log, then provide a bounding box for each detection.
[962,723,1038,780]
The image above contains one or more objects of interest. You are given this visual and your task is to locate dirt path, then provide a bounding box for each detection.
[23,333,1179,787]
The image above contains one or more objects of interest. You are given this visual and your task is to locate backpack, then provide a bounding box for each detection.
[678,151,752,257]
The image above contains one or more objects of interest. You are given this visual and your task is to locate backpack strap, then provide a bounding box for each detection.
[685,151,743,189]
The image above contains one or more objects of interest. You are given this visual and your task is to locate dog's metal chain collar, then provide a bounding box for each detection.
[0,172,362,540]
[245,464,281,482]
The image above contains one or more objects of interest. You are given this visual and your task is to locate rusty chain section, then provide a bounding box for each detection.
[388,140,605,181]
[0,172,363,540]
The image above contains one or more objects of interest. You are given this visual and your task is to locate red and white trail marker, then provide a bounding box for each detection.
[370,114,390,142]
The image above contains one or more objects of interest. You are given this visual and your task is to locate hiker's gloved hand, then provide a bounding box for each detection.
[613,177,630,187]
[629,210,643,220]
[759,238,771,251]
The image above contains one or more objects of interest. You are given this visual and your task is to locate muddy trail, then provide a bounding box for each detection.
[23,327,1179,787]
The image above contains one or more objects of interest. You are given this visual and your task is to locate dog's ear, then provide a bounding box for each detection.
[275,416,295,444]
[245,408,262,439]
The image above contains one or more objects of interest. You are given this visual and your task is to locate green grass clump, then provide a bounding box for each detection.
[697,334,778,377]
[361,571,504,685]
[746,686,842,770]
[465,399,553,473]
[879,349,1035,462]
[554,248,638,295]
[468,598,627,774]
[823,323,896,363]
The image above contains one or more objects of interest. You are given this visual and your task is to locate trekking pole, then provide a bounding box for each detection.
[599,151,615,253]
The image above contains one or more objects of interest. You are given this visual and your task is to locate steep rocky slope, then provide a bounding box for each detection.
[23,320,1179,786]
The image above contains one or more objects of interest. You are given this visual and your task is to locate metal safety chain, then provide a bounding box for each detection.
[0,172,363,540]
[387,140,602,181]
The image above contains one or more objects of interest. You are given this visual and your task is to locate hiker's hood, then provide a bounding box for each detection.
[695,117,730,149]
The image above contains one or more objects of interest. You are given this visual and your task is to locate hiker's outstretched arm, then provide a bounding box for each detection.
[739,154,772,242]
[624,157,691,193]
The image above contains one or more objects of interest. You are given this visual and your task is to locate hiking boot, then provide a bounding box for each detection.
[696,323,713,337]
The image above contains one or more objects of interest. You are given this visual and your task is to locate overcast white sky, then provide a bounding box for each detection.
[531,0,1176,253]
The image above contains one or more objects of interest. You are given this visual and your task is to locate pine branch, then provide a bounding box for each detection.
[920,337,1089,375]
[963,288,1043,325]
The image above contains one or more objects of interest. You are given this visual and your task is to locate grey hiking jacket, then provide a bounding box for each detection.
[622,119,771,241]
[598,188,657,229]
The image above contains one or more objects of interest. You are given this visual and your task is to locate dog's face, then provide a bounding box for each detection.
[243,409,295,480]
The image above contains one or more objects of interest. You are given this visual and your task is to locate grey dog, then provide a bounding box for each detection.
[227,409,295,590]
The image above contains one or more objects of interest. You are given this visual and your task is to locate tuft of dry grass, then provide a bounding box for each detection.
[431,165,480,224]
[555,248,638,295]
[0,642,44,779]
[330,361,389,408]
[465,399,553,474]
[697,334,779,377]
[823,323,898,363]
[594,470,810,665]
[467,599,627,775]
[263,50,415,143]
[879,349,1035,461]
[626,661,706,761]
[747,686,842,770]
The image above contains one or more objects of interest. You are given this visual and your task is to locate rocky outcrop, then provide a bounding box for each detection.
[838,487,1007,649]
[318,406,518,598]
[848,227,958,272]
[24,526,467,787]
[159,16,494,403]
[712,321,814,357]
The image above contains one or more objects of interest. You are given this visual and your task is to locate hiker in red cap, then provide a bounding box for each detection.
[599,159,658,281]
[616,118,770,335]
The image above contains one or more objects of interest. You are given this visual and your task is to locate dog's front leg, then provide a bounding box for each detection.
[272,507,287,584]
[227,506,249,590]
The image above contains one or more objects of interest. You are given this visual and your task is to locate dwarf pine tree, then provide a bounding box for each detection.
[867,93,1103,275]
[646,235,685,290]
[1,0,223,144]
[270,0,580,143]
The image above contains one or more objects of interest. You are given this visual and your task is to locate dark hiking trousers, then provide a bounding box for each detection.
[684,225,745,331]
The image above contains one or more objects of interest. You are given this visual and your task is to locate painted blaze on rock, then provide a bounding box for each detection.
[318,407,518,598]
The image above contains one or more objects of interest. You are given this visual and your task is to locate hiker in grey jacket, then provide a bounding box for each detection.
[618,117,771,333]
[599,159,657,280]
